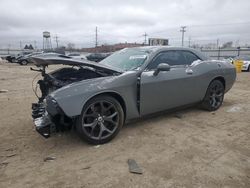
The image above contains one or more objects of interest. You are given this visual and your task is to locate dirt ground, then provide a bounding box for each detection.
[0,61,249,188]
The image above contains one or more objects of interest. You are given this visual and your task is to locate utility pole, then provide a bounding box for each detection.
[19,41,22,49]
[34,40,37,50]
[180,26,187,47]
[7,44,11,54]
[95,26,98,48]
[188,37,191,47]
[235,39,239,47]
[54,35,59,49]
[142,32,148,45]
[216,39,219,49]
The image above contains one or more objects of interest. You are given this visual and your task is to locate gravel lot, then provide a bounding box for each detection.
[0,61,249,188]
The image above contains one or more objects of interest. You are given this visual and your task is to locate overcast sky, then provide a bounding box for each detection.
[0,0,250,48]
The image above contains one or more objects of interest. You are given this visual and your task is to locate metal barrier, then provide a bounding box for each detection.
[199,47,250,60]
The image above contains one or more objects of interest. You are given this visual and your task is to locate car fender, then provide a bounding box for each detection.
[190,60,236,99]
[50,71,139,119]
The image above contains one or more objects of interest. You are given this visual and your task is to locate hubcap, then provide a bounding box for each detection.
[97,116,104,123]
[209,83,224,109]
[82,101,119,140]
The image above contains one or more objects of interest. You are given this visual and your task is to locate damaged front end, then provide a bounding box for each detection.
[30,55,121,138]
[30,65,81,138]
[32,96,72,138]
[32,106,52,138]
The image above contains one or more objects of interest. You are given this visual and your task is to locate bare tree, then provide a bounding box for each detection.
[67,43,75,51]
[221,41,233,49]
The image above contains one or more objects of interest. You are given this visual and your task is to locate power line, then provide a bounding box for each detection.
[180,26,187,47]
[189,21,250,28]
[99,32,141,39]
[149,21,250,36]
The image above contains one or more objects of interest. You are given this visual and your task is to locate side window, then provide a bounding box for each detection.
[147,51,185,70]
[182,51,200,65]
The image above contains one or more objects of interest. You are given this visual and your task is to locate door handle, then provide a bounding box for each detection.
[186,68,193,75]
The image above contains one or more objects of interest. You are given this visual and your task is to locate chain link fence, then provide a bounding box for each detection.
[199,47,250,60]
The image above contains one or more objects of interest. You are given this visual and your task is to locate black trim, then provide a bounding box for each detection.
[136,75,141,114]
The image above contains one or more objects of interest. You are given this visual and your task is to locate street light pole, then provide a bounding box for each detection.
[180,26,187,47]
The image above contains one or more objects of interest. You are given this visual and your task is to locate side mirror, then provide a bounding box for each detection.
[153,63,170,76]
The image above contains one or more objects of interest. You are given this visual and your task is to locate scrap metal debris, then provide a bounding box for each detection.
[44,156,56,162]
[81,166,91,170]
[127,159,143,174]
[0,89,8,93]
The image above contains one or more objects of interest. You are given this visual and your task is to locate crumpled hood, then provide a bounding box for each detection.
[29,53,122,74]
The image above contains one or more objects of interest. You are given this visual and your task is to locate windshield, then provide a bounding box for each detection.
[99,48,150,71]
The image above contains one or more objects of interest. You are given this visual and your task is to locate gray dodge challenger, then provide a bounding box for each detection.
[30,46,236,144]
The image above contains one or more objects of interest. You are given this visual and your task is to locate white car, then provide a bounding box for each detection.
[235,55,250,72]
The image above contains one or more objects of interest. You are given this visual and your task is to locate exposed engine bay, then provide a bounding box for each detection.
[34,66,104,102]
[31,64,115,137]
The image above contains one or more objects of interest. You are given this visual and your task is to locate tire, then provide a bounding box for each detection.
[76,95,124,144]
[201,80,225,111]
[20,60,28,65]
[248,65,250,72]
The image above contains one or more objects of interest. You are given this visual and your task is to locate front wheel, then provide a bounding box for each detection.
[201,80,225,111]
[76,95,124,144]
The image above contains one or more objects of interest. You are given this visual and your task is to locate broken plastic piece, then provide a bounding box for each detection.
[44,156,56,162]
[127,159,143,174]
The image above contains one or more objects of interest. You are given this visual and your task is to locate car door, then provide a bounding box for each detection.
[140,50,200,116]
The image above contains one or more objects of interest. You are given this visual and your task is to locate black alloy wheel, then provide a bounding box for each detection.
[201,80,225,111]
[76,95,124,144]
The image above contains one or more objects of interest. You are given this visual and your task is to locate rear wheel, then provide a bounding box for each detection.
[20,60,28,65]
[76,95,124,144]
[201,80,225,111]
[247,65,250,72]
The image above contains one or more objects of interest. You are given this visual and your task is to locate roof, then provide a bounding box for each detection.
[129,46,209,60]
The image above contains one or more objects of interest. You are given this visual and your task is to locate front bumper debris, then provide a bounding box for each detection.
[34,114,52,138]
[32,103,55,138]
